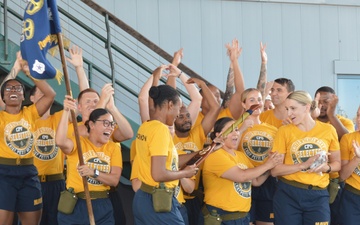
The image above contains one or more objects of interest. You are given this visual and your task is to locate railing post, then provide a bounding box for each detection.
[105,13,115,86]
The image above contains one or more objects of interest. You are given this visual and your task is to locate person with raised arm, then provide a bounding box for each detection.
[31,45,89,225]
[0,52,55,225]
[132,84,198,225]
[193,39,245,129]
[56,98,122,224]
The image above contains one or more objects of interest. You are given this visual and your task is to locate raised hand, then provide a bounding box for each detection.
[226,39,242,62]
[311,93,321,119]
[186,77,206,88]
[167,64,182,78]
[260,42,267,64]
[326,94,338,117]
[152,65,169,80]
[66,45,84,68]
[172,48,183,67]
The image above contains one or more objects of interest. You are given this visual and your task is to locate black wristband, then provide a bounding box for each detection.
[178,71,183,78]
[326,164,331,173]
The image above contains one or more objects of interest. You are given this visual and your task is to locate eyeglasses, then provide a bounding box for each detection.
[5,85,23,92]
[96,120,116,128]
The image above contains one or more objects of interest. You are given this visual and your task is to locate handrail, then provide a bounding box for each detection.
[56,5,191,99]
[0,2,190,99]
[80,0,224,95]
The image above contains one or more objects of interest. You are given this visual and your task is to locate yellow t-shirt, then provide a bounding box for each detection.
[316,115,355,179]
[340,131,360,190]
[316,115,355,133]
[203,148,254,212]
[195,108,233,147]
[130,140,139,181]
[66,136,122,193]
[272,121,340,188]
[136,120,179,189]
[0,105,40,159]
[34,111,65,176]
[174,124,206,201]
[238,123,278,167]
[260,109,283,129]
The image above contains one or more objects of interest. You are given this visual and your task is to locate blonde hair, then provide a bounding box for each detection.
[287,91,317,110]
[241,88,260,103]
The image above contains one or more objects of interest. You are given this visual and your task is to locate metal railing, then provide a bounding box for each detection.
[0,0,198,126]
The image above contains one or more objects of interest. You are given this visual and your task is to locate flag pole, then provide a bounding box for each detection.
[57,33,96,225]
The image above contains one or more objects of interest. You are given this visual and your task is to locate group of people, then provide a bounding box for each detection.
[130,40,359,225]
[1,38,359,225]
[0,46,133,225]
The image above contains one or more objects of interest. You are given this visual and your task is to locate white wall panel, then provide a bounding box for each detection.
[300,5,322,95]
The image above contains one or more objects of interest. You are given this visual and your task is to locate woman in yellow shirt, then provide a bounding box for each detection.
[202,117,281,224]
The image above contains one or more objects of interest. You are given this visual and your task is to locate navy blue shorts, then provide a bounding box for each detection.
[109,187,126,225]
[330,181,344,225]
[339,185,360,225]
[40,179,65,225]
[274,179,330,225]
[249,176,276,222]
[133,189,185,225]
[0,164,42,212]
[58,198,114,225]
[179,203,189,225]
[184,196,202,225]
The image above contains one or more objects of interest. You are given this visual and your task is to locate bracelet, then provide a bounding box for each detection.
[178,71,183,78]
[326,163,331,173]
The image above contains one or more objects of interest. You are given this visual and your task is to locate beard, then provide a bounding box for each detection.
[175,122,191,133]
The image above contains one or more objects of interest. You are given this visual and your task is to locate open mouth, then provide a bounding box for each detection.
[103,131,111,137]
[9,95,18,100]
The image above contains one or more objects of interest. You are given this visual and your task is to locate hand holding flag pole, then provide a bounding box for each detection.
[20,0,95,224]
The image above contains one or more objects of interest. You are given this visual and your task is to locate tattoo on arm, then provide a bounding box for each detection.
[222,67,234,108]
[256,63,267,98]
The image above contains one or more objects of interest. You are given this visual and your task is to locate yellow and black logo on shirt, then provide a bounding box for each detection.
[5,119,33,156]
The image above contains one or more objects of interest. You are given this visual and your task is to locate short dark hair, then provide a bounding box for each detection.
[77,88,99,102]
[1,79,25,102]
[274,78,295,93]
[29,85,37,97]
[84,108,109,132]
[315,86,335,96]
[149,85,180,108]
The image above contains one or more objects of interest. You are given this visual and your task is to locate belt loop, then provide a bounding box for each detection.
[16,158,20,165]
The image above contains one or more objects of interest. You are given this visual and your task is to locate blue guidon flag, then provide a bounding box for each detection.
[20,0,62,83]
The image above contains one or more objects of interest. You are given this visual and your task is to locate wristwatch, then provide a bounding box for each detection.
[93,169,100,178]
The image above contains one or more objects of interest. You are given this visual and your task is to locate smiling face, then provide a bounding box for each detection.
[221,121,240,150]
[242,89,263,116]
[78,91,100,121]
[270,82,291,107]
[285,98,309,126]
[174,106,192,133]
[90,113,115,145]
[2,80,24,106]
